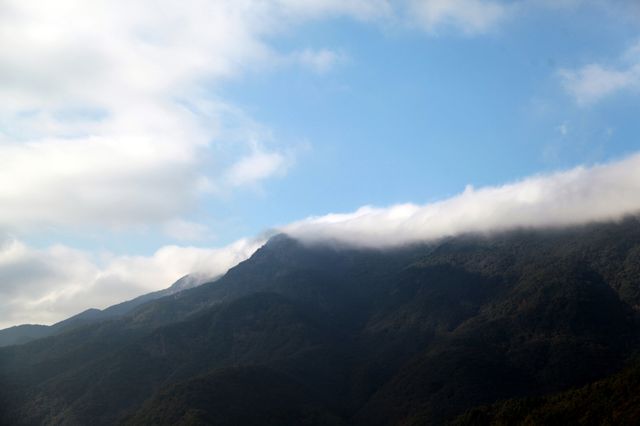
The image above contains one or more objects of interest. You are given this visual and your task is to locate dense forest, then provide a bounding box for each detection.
[454,355,640,425]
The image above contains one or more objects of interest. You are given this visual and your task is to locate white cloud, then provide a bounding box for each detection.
[224,149,290,188]
[0,0,396,234]
[560,64,640,105]
[283,152,640,247]
[560,41,640,105]
[406,0,510,34]
[0,236,265,329]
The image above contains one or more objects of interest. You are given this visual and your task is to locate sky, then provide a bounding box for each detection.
[1,0,640,328]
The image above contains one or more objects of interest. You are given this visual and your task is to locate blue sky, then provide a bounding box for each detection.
[207,3,640,245]
[1,0,640,327]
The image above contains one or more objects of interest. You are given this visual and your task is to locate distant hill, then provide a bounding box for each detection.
[1,219,640,425]
[0,274,212,347]
[0,324,50,347]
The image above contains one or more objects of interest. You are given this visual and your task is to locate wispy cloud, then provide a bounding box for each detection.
[405,0,510,35]
[560,41,640,105]
[224,150,290,188]
[292,48,349,74]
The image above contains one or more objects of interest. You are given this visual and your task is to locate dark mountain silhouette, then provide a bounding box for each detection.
[0,274,211,347]
[1,218,640,425]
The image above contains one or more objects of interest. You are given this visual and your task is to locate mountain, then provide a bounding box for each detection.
[1,219,640,425]
[0,274,212,348]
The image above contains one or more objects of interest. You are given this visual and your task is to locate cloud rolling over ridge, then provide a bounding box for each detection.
[283,153,640,247]
[2,152,640,328]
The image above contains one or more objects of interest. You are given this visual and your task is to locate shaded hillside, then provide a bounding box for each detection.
[1,219,640,425]
[453,356,640,425]
[354,260,636,425]
[125,366,346,426]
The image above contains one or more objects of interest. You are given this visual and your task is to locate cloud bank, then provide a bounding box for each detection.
[284,152,640,247]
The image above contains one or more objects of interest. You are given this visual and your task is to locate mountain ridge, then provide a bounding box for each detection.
[0,273,215,348]
[2,218,640,424]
